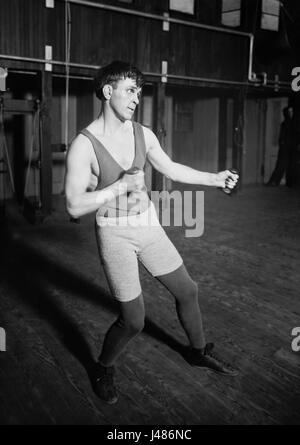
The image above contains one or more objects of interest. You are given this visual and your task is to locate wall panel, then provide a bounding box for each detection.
[58,3,248,81]
[65,6,165,74]
[0,0,295,85]
[168,25,247,81]
[173,94,219,173]
[0,0,46,59]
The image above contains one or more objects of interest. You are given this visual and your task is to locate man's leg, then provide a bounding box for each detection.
[156,264,238,377]
[139,218,238,376]
[156,264,206,350]
[95,295,145,404]
[94,222,147,403]
[99,295,145,366]
[268,147,286,185]
[286,149,296,188]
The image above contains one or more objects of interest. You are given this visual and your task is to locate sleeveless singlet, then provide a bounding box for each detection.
[80,122,150,218]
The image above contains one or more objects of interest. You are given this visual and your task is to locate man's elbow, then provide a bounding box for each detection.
[66,197,81,219]
[66,204,79,219]
[166,162,178,182]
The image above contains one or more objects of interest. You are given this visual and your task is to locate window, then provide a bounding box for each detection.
[261,0,280,31]
[221,0,241,28]
[170,0,195,15]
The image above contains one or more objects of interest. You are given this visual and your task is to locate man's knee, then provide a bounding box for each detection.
[177,279,199,305]
[123,315,145,335]
[187,279,199,299]
[119,295,145,335]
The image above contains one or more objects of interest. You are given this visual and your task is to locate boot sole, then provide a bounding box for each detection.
[190,363,239,377]
[105,396,119,405]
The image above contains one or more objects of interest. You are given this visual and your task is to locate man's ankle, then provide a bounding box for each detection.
[98,356,116,368]
[186,343,239,377]
[97,361,114,368]
[94,362,119,404]
[190,345,206,354]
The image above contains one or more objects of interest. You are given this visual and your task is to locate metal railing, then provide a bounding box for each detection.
[0,52,291,90]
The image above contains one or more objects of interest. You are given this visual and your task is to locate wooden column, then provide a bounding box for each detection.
[13,115,25,204]
[40,70,53,216]
[153,81,167,191]
[218,96,228,171]
[291,94,300,188]
[233,88,246,187]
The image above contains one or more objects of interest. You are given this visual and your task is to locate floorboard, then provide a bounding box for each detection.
[0,186,300,425]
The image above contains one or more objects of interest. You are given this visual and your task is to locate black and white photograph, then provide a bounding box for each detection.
[0,0,300,428]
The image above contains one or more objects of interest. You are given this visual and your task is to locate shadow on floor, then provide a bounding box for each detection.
[0,221,187,391]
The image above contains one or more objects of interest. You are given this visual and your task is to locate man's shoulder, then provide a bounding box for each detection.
[133,124,157,153]
[67,132,94,162]
[134,123,155,139]
[72,132,92,148]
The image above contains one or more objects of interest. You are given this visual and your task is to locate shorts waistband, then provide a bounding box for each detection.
[96,201,160,228]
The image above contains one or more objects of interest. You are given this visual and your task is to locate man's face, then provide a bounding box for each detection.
[108,77,142,122]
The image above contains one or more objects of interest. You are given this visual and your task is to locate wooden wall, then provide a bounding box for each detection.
[0,0,46,60]
[263,97,289,183]
[244,99,266,185]
[0,0,249,83]
[243,96,291,185]
[172,89,219,174]
[0,0,297,204]
[0,0,297,84]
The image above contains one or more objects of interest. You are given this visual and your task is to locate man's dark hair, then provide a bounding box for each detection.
[95,61,145,101]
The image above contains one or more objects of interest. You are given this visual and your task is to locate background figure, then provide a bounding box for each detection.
[267,106,296,187]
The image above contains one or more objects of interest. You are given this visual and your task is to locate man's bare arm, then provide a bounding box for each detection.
[144,127,238,188]
[65,135,127,218]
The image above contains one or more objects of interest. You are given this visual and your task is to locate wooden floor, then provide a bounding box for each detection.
[0,186,300,425]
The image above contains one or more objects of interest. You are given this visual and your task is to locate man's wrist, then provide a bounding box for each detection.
[115,180,128,196]
[210,173,219,187]
[95,181,128,205]
[95,189,114,204]
[109,180,128,199]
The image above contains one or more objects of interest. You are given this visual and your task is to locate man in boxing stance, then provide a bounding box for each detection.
[65,61,239,404]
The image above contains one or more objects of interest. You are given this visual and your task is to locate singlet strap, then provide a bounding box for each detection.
[79,128,104,179]
[132,122,147,164]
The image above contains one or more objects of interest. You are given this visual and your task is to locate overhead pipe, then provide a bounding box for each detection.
[0,53,291,90]
[167,74,248,87]
[53,73,94,81]
[0,53,99,70]
[0,53,160,77]
[0,53,248,86]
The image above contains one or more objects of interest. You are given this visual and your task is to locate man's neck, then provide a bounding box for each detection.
[97,108,129,136]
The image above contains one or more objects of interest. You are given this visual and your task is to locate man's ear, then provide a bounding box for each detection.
[103,84,113,100]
